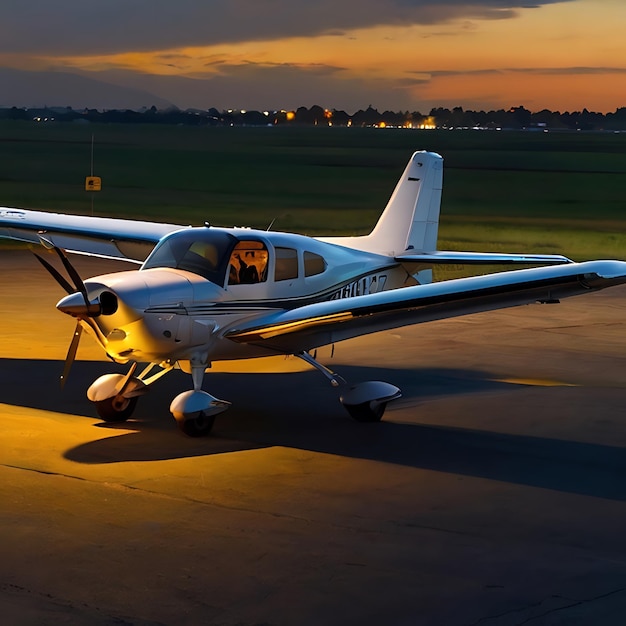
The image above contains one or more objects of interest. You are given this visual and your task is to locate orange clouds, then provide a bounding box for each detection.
[412,68,626,112]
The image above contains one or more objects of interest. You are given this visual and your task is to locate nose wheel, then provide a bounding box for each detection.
[87,361,172,425]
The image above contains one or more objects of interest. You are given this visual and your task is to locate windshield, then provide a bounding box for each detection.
[142,229,238,284]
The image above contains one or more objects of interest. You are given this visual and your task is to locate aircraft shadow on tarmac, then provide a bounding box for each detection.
[2,357,626,501]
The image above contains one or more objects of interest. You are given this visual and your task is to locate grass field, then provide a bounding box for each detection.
[1,121,626,261]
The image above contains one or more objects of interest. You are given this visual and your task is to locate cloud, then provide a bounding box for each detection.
[508,66,626,75]
[79,62,416,112]
[414,66,626,79]
[0,67,173,109]
[0,0,574,56]
[422,68,503,77]
[403,65,626,113]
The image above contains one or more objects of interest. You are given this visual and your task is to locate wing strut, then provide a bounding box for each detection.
[296,351,346,387]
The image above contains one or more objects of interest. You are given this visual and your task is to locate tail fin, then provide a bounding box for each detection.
[371,151,443,254]
[319,151,443,256]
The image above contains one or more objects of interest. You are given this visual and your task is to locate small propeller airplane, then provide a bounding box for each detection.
[2,150,626,436]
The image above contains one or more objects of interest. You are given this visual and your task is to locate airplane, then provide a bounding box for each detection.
[2,150,626,436]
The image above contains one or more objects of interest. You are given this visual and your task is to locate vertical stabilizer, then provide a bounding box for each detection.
[318,151,443,256]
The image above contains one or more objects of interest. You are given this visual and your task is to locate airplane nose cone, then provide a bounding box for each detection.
[56,292,102,317]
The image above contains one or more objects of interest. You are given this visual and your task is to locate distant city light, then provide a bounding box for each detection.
[418,116,436,130]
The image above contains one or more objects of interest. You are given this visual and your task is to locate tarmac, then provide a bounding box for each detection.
[1,249,626,625]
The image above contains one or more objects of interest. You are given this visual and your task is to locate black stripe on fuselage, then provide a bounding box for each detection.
[145,265,401,315]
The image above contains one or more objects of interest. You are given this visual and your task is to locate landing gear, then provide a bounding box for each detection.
[85,350,400,436]
[169,356,230,437]
[296,351,401,422]
[340,387,400,423]
[343,401,385,422]
[86,358,230,436]
[94,395,138,422]
[170,389,230,437]
[339,381,401,422]
[176,411,216,437]
[87,361,173,424]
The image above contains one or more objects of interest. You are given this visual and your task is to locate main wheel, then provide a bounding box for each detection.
[344,401,386,423]
[177,411,216,437]
[94,395,138,422]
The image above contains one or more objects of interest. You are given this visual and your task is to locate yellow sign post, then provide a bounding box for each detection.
[85,176,102,191]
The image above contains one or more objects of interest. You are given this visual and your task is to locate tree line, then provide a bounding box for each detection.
[2,103,626,131]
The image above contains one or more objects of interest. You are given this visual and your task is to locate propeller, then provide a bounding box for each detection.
[54,246,91,307]
[33,251,75,294]
[60,323,83,389]
[32,246,101,387]
[34,247,101,316]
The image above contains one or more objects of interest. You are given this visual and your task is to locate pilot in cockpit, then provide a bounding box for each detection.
[234,254,259,283]
[228,241,268,285]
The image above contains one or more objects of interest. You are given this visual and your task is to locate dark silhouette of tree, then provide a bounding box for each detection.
[331,109,350,125]
[606,107,626,130]
[2,103,626,130]
[352,105,382,126]
[508,106,532,128]
[4,106,29,120]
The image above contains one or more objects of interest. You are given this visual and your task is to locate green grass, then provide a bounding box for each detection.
[1,121,626,260]
[439,218,626,261]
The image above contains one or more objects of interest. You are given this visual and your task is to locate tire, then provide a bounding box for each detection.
[177,412,216,437]
[344,401,386,423]
[94,395,138,422]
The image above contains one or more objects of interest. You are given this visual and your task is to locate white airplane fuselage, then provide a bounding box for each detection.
[69,227,412,365]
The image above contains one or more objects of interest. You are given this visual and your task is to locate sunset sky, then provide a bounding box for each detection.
[1,0,625,112]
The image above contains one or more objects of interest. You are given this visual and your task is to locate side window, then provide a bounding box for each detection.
[304,251,326,277]
[275,247,299,281]
[228,241,269,285]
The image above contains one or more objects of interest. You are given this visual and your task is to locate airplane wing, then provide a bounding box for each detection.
[395,250,572,265]
[0,207,183,263]
[225,260,626,354]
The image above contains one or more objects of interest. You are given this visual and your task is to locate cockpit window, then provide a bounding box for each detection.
[142,230,237,284]
[228,240,269,285]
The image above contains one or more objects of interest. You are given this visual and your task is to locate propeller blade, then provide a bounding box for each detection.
[53,246,90,307]
[33,252,75,294]
[60,322,83,389]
